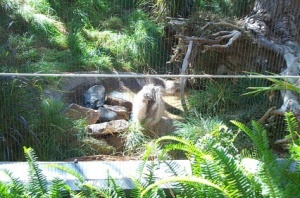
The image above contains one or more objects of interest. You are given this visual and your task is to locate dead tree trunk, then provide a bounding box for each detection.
[245,0,300,120]
[168,0,300,126]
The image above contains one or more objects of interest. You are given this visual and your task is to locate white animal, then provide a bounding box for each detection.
[131,84,165,126]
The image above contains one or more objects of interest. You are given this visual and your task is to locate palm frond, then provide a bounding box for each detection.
[244,77,300,96]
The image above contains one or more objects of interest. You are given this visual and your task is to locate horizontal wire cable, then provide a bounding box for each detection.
[0,73,299,79]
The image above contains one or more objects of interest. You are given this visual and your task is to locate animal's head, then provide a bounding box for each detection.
[142,84,162,101]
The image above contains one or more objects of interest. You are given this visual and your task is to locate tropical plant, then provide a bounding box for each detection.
[0,146,174,197]
[141,113,300,197]
[1,113,300,197]
[0,147,71,197]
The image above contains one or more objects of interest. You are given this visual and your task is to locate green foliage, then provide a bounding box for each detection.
[246,76,300,95]
[174,115,226,143]
[142,113,300,198]
[0,76,41,160]
[0,76,96,161]
[188,79,236,115]
[232,115,300,197]
[1,115,300,197]
[0,169,26,197]
[0,0,167,73]
[187,78,270,123]
[24,146,49,196]
[122,121,150,155]
[195,0,254,17]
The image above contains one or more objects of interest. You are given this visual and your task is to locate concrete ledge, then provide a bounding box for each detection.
[0,160,191,190]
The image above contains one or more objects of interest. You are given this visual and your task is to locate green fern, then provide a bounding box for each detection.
[151,136,240,197]
[0,169,26,197]
[23,146,49,197]
[232,120,300,197]
[45,178,71,198]
[23,146,72,197]
[212,145,260,197]
[141,175,232,198]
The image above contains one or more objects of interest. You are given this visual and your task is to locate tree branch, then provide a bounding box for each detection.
[180,40,193,114]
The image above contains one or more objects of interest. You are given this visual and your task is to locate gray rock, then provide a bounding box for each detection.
[82,137,115,155]
[103,104,130,120]
[63,103,101,125]
[87,119,129,136]
[98,107,118,122]
[105,95,133,111]
[83,85,106,109]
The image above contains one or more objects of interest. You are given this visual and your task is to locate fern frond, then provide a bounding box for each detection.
[155,135,205,159]
[231,121,274,163]
[212,145,259,197]
[46,178,71,198]
[282,170,300,197]
[46,163,85,183]
[142,162,166,198]
[257,163,282,198]
[231,121,283,197]
[1,169,26,195]
[284,112,299,140]
[0,182,13,197]
[141,176,232,198]
[130,178,144,198]
[81,183,112,198]
[107,174,127,198]
[23,146,48,197]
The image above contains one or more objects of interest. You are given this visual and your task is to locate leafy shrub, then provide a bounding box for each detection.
[1,114,299,197]
[143,113,300,197]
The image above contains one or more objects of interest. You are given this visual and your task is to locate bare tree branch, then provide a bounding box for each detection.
[180,40,193,114]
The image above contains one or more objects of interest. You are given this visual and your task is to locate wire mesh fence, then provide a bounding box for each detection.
[0,0,298,161]
[0,74,289,161]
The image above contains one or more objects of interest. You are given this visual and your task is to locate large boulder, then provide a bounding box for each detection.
[83,84,106,109]
[98,107,118,122]
[63,103,100,124]
[105,95,133,111]
[87,119,129,136]
[103,104,130,120]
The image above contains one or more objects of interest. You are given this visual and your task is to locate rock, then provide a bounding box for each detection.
[63,103,100,124]
[104,135,126,152]
[87,119,129,136]
[105,95,133,111]
[163,80,179,95]
[57,74,102,104]
[98,107,117,122]
[83,84,106,109]
[82,137,115,155]
[103,104,130,120]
